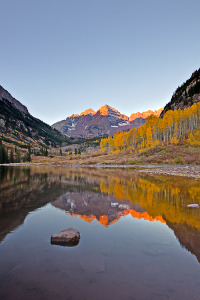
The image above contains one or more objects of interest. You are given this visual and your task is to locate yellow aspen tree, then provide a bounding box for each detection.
[146,127,153,147]
[114,131,126,152]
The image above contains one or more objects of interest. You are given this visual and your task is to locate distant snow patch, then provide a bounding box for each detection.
[118,122,129,126]
[118,204,129,209]
[111,203,119,207]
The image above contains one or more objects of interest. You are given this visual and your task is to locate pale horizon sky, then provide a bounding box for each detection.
[0,0,200,125]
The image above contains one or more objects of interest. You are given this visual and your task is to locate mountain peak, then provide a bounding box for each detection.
[80,108,96,116]
[129,108,163,121]
[68,113,79,118]
[98,104,121,116]
[0,85,29,115]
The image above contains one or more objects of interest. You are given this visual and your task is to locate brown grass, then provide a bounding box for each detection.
[30,144,200,165]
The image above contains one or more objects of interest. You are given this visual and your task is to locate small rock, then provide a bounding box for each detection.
[51,228,80,246]
[187,204,199,208]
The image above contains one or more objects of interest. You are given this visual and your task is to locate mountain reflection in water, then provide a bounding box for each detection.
[52,192,166,227]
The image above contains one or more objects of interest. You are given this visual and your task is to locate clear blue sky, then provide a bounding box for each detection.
[0,0,200,125]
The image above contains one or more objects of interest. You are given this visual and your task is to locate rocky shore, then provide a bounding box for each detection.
[136,164,200,179]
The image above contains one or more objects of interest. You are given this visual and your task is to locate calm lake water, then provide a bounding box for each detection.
[0,166,200,300]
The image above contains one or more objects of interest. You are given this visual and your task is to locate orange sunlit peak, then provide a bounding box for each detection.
[129,209,165,223]
[99,215,109,227]
[67,209,165,228]
[78,214,96,223]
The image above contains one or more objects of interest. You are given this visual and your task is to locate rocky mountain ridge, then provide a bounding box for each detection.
[52,104,163,138]
[0,84,68,147]
[129,108,163,121]
[161,68,200,117]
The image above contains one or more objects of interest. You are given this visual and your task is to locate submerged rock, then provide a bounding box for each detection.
[51,228,80,246]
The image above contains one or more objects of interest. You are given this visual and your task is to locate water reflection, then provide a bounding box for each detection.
[52,192,165,227]
[1,166,200,263]
[1,166,200,299]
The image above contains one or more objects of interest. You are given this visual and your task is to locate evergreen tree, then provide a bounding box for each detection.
[5,148,9,163]
[9,149,14,163]
[60,148,62,156]
[0,139,3,163]
[28,144,31,154]
[74,148,77,155]
[0,145,4,164]
[23,152,31,162]
[15,150,21,163]
[45,147,48,156]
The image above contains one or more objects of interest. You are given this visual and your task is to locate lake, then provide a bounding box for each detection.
[0,166,200,300]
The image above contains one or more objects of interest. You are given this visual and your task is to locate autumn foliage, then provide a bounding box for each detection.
[100,103,200,152]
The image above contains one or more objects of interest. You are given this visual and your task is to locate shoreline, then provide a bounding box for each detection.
[1,163,200,179]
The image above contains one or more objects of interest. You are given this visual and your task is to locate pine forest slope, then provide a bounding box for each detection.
[0,85,69,148]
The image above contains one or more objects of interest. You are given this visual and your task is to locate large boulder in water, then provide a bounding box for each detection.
[51,228,80,246]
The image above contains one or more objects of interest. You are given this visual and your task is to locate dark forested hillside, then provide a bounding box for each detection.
[161,68,200,117]
[0,85,69,147]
